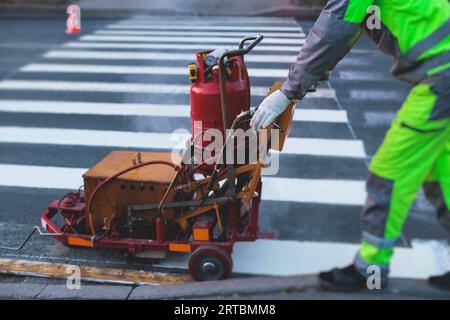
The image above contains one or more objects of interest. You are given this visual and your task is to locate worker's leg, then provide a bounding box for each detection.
[423,141,450,232]
[424,141,450,291]
[319,70,450,291]
[355,83,450,279]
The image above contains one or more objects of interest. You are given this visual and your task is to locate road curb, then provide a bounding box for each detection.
[129,276,450,300]
[1,275,450,299]
[0,283,46,300]
[129,275,311,300]
[36,284,133,300]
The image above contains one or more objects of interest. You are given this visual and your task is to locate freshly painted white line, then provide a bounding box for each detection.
[79,35,304,45]
[107,24,303,32]
[64,41,303,52]
[0,80,336,98]
[96,29,306,38]
[44,50,298,63]
[0,164,365,206]
[20,63,289,78]
[0,100,347,123]
[230,240,441,279]
[0,127,361,158]
[350,90,405,101]
[411,239,450,274]
[157,239,442,279]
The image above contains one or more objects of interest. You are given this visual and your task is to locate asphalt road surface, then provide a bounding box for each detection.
[0,16,447,279]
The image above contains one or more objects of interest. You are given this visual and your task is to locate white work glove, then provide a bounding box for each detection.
[250,89,291,132]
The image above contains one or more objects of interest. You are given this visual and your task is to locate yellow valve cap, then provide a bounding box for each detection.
[188,63,198,83]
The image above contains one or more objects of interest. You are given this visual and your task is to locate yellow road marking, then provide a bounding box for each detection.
[0,258,191,285]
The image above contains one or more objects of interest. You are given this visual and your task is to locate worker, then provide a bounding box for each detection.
[250,0,450,291]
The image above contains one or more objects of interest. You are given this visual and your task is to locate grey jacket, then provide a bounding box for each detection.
[281,0,450,100]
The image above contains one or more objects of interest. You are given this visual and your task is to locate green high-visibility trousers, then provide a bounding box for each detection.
[356,70,450,272]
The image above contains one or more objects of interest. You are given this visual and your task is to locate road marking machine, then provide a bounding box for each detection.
[0,35,296,281]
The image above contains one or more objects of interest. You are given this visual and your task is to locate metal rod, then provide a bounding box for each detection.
[218,58,230,132]
[158,167,180,214]
[0,226,63,252]
[129,197,232,212]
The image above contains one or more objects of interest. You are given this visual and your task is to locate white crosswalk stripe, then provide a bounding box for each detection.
[20,63,289,78]
[0,164,366,205]
[117,17,300,24]
[350,89,406,101]
[0,100,349,123]
[0,127,365,158]
[64,41,303,52]
[95,29,306,38]
[108,24,303,32]
[43,50,298,63]
[364,111,397,126]
[280,138,365,158]
[0,80,337,98]
[80,35,305,45]
[339,70,390,81]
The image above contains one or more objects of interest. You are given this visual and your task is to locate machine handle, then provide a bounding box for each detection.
[220,34,264,62]
[238,35,264,51]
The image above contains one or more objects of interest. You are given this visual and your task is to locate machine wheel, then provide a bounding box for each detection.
[188,245,232,281]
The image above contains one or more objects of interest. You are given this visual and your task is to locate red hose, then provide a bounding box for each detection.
[86,160,178,236]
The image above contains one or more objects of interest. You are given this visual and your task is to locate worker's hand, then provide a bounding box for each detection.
[250,90,291,132]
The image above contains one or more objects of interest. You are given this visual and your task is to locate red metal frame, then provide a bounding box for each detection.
[40,191,269,258]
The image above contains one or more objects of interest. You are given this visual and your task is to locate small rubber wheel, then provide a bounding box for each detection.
[188,245,232,281]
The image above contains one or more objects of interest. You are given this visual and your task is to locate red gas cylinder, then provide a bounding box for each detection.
[190,51,250,155]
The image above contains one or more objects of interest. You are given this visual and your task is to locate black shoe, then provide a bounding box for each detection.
[428,272,450,291]
[318,264,386,292]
